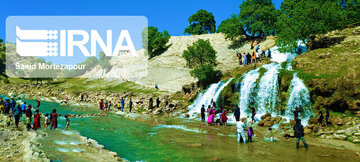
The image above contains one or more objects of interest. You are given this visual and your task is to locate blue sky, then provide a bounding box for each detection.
[1,0,283,39]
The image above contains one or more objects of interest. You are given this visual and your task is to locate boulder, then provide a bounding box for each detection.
[312,125,319,132]
[304,128,312,134]
[153,108,163,115]
[332,117,343,126]
[185,114,190,118]
[261,113,271,120]
[264,120,275,127]
[334,134,347,140]
[308,118,318,125]
[290,120,296,127]
[264,116,271,121]
[336,130,345,134]
[345,127,358,136]
[275,116,282,124]
[257,120,266,126]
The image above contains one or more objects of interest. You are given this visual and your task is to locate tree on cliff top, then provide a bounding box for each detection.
[276,0,344,52]
[184,10,216,35]
[239,0,278,38]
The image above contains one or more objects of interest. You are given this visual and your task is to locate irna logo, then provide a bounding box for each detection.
[15,26,136,57]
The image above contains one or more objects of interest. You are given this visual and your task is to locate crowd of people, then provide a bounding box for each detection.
[0,97,70,131]
[200,99,313,149]
[235,41,272,66]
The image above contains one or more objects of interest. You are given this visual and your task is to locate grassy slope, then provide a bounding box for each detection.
[293,26,360,114]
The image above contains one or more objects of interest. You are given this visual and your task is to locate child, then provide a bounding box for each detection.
[65,115,71,130]
[44,113,50,129]
[26,116,31,131]
[268,128,274,142]
[7,115,12,126]
[247,127,254,142]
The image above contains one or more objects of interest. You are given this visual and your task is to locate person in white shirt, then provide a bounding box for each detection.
[236,118,247,144]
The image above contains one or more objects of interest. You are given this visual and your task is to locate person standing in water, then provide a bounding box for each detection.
[108,101,112,111]
[50,109,59,130]
[293,119,308,149]
[221,109,228,126]
[121,97,125,112]
[36,100,40,110]
[65,115,71,130]
[25,105,33,122]
[129,98,133,112]
[207,107,215,125]
[293,107,299,120]
[250,106,256,122]
[200,105,205,125]
[234,105,240,122]
[32,109,41,130]
[99,99,104,112]
[44,113,50,129]
[236,118,247,144]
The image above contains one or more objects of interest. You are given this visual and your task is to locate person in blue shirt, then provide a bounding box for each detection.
[10,98,16,112]
[21,102,27,114]
[120,97,125,112]
[13,104,21,128]
[256,45,260,52]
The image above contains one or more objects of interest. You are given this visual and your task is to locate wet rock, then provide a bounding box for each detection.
[257,120,265,126]
[264,117,271,121]
[304,128,312,134]
[308,118,318,125]
[185,114,190,118]
[334,134,347,140]
[264,120,274,127]
[290,120,296,127]
[275,116,282,124]
[261,113,271,120]
[109,151,118,157]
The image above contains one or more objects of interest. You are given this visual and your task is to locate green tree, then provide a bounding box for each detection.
[276,0,344,52]
[340,0,360,25]
[183,39,219,85]
[142,26,170,59]
[184,9,216,35]
[217,14,245,40]
[239,0,278,38]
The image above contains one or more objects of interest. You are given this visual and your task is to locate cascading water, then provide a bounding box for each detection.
[185,41,312,125]
[256,63,281,114]
[286,73,313,123]
[238,68,260,116]
[185,78,233,118]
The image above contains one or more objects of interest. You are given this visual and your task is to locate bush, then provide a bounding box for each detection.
[142,26,170,59]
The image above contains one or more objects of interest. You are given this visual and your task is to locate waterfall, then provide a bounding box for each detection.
[185,78,233,118]
[286,73,312,121]
[238,68,260,116]
[256,63,281,114]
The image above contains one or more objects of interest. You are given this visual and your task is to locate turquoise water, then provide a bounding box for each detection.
[3,95,359,162]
